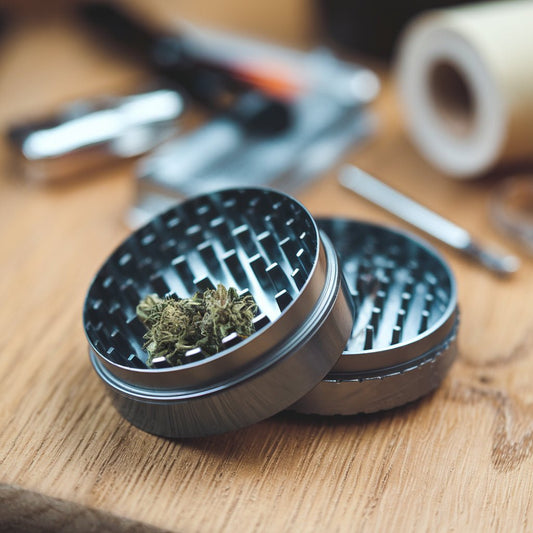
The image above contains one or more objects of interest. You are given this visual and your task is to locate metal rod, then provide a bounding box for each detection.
[339,165,520,276]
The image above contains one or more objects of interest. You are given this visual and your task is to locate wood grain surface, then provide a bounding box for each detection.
[1,3,532,532]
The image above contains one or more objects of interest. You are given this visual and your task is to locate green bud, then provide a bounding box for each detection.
[136,284,257,367]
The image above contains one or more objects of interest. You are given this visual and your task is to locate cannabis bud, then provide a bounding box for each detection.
[136,284,257,367]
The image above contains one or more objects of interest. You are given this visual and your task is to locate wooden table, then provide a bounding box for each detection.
[1,4,532,532]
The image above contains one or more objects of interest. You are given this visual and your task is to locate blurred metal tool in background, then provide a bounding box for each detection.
[491,175,533,255]
[130,93,376,227]
[123,15,379,225]
[176,22,380,106]
[7,89,184,182]
[76,1,292,135]
[339,166,520,276]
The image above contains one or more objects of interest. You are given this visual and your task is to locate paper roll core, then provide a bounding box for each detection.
[429,60,475,137]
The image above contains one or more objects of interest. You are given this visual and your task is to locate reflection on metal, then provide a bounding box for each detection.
[8,89,184,181]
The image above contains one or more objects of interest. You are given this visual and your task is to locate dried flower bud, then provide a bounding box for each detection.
[136,285,257,367]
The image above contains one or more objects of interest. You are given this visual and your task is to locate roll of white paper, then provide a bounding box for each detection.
[396,0,533,178]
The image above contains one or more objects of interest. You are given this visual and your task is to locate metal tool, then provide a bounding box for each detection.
[339,166,520,276]
[130,96,374,227]
[292,218,458,415]
[84,188,353,438]
[8,89,184,182]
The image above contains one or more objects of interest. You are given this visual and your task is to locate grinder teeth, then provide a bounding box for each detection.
[348,262,438,351]
[318,220,447,354]
[85,189,319,370]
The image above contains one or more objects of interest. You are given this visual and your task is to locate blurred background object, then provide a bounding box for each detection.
[76,1,293,129]
[132,92,375,226]
[396,0,533,178]
[0,0,533,194]
[340,166,520,275]
[173,24,380,105]
[491,175,533,255]
[128,18,379,225]
[2,0,379,201]
[315,0,481,60]
[7,88,184,182]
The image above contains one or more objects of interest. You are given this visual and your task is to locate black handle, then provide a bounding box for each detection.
[76,1,292,134]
